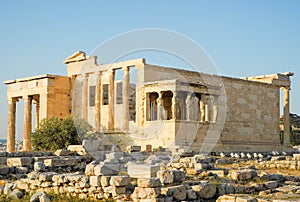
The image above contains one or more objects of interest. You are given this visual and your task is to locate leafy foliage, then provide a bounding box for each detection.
[31,116,87,151]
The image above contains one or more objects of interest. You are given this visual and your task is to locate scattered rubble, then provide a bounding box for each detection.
[1,141,300,201]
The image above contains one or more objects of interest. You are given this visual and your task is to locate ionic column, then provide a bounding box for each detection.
[212,96,218,123]
[186,92,192,120]
[23,95,32,152]
[82,73,89,121]
[7,98,16,152]
[108,69,115,130]
[123,67,130,131]
[95,71,102,130]
[157,92,163,120]
[172,92,178,120]
[205,95,213,122]
[34,100,40,128]
[283,87,291,146]
[199,97,205,122]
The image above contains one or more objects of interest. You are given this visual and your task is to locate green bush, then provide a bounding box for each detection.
[31,116,88,151]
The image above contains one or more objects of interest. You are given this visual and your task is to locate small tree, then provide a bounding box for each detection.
[31,116,86,151]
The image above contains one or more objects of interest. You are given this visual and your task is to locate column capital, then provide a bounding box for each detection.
[33,100,39,105]
[282,86,291,91]
[8,97,18,103]
[108,68,115,74]
[23,95,32,100]
[122,66,130,72]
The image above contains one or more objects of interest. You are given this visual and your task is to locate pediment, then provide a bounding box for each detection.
[63,51,86,64]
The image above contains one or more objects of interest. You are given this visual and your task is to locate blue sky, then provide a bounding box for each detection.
[0,1,299,140]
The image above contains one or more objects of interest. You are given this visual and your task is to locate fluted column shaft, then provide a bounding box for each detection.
[95,72,102,130]
[123,67,130,131]
[172,92,177,120]
[200,97,205,122]
[34,100,40,129]
[186,93,192,121]
[157,92,163,120]
[108,70,115,130]
[7,98,16,152]
[283,87,291,145]
[23,96,32,152]
[82,73,89,121]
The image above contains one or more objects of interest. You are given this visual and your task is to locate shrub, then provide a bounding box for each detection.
[31,116,88,151]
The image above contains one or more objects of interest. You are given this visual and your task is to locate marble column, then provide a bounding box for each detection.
[34,100,40,128]
[82,73,89,121]
[7,98,17,152]
[205,96,213,122]
[108,69,115,130]
[123,66,130,131]
[157,92,163,120]
[95,71,102,130]
[186,92,192,121]
[212,96,218,123]
[172,92,178,120]
[23,95,32,152]
[199,97,205,122]
[283,87,291,146]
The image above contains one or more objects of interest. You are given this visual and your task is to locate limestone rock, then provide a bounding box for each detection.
[186,189,197,200]
[275,185,300,193]
[236,196,258,202]
[7,157,32,167]
[39,172,57,182]
[54,149,71,156]
[0,166,9,175]
[30,191,51,202]
[4,182,16,195]
[109,175,130,186]
[34,162,45,172]
[111,186,126,196]
[173,170,185,183]
[128,164,159,178]
[137,178,161,188]
[216,195,236,202]
[230,169,257,181]
[261,174,284,182]
[67,145,87,155]
[157,170,173,184]
[101,176,111,187]
[194,162,208,170]
[192,183,216,199]
[85,161,99,176]
[128,145,141,153]
[265,181,278,189]
[161,185,186,201]
[94,162,119,176]
[16,180,29,191]
[8,189,24,200]
[132,187,161,199]
[216,159,227,165]
[105,152,120,164]
[66,174,86,183]
[90,176,101,187]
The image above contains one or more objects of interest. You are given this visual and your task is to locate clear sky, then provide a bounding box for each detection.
[0,1,299,140]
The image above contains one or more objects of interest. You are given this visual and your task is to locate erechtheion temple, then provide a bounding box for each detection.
[4,51,294,153]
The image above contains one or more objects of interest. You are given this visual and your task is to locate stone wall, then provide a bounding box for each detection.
[220,77,282,152]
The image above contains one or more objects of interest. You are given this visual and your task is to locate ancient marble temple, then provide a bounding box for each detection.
[4,51,294,152]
